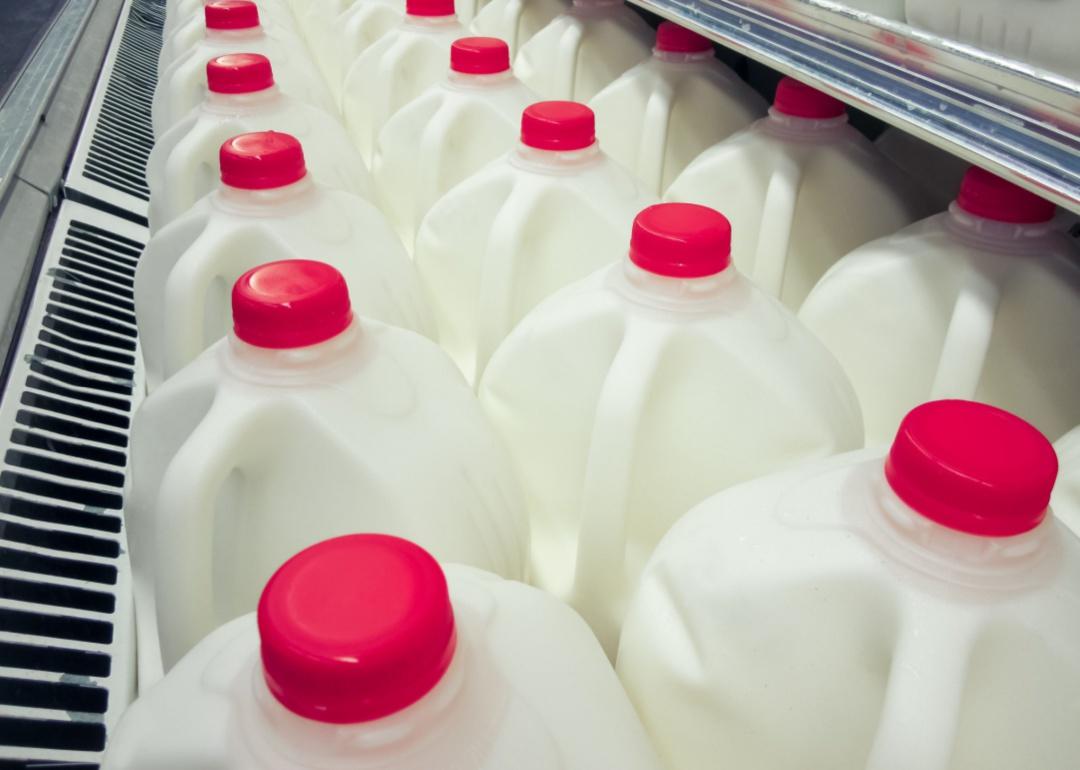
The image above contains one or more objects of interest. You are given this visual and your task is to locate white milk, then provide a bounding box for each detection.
[469,0,570,57]
[589,21,766,195]
[514,0,652,101]
[618,399,1080,770]
[413,100,655,385]
[906,0,1079,79]
[478,202,863,654]
[104,535,663,770]
[799,166,1080,446]
[1053,426,1080,537]
[666,76,930,310]
[147,53,373,234]
[341,0,465,163]
[374,37,536,251]
[159,0,296,73]
[137,131,430,393]
[153,0,334,137]
[126,262,525,685]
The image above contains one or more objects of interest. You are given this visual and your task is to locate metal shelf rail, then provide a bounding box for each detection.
[626,0,1080,215]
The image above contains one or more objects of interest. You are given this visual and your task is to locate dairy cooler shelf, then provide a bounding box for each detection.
[625,0,1080,215]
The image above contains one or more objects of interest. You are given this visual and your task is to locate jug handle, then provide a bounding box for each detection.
[928,269,1000,401]
[473,181,545,383]
[865,602,979,770]
[554,19,585,99]
[751,153,801,298]
[635,82,675,195]
[152,405,250,671]
[412,100,467,250]
[570,318,669,657]
[501,0,526,53]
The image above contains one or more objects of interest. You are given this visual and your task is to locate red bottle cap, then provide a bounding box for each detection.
[206,53,274,93]
[204,0,259,29]
[772,76,846,119]
[629,203,732,277]
[450,37,510,74]
[955,166,1055,224]
[885,400,1057,537]
[520,101,595,151]
[219,131,307,189]
[406,0,454,17]
[258,535,457,723]
[232,260,353,349]
[655,21,712,53]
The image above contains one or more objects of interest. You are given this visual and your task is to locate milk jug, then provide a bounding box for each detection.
[152,0,334,137]
[618,399,1080,770]
[470,0,570,56]
[148,54,374,234]
[799,166,1080,446]
[478,202,863,654]
[1053,426,1080,537]
[666,76,929,310]
[374,37,536,251]
[514,0,653,101]
[105,534,663,770]
[137,131,430,393]
[588,21,766,195]
[413,100,655,384]
[341,0,465,164]
[906,0,1079,79]
[159,0,296,74]
[127,261,525,684]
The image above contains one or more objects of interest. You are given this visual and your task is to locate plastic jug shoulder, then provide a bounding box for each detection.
[514,0,653,101]
[618,399,1080,770]
[799,167,1080,446]
[106,535,662,770]
[374,37,537,251]
[159,0,297,73]
[589,22,767,195]
[665,76,930,310]
[479,202,863,653]
[413,101,656,384]
[300,0,405,101]
[469,0,570,56]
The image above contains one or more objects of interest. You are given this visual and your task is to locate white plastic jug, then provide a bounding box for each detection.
[127,261,525,683]
[153,0,334,137]
[799,167,1080,447]
[618,399,1080,770]
[1053,425,1080,537]
[666,76,930,310]
[148,54,374,234]
[374,37,536,252]
[342,0,466,163]
[514,0,652,101]
[906,0,1079,79]
[137,131,430,393]
[469,0,570,56]
[588,22,766,195]
[105,534,663,770]
[159,0,296,74]
[478,202,863,654]
[414,101,656,384]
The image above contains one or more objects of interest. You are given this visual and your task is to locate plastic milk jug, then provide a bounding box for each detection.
[159,0,297,73]
[126,261,525,684]
[147,54,374,234]
[470,0,570,56]
[137,132,430,393]
[1053,426,1080,537]
[153,0,334,137]
[478,202,863,654]
[589,21,767,195]
[514,0,652,102]
[164,0,291,39]
[618,399,1080,770]
[341,0,466,163]
[104,534,664,769]
[374,37,536,251]
[666,76,929,310]
[413,101,656,384]
[799,167,1080,446]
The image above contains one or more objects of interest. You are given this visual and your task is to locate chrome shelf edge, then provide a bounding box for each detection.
[627,0,1080,214]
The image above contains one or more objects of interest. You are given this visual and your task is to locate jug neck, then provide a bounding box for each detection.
[213,175,318,216]
[223,315,363,386]
[612,259,737,310]
[763,108,848,141]
[446,68,516,89]
[203,85,283,114]
[652,48,713,64]
[944,202,1058,253]
[204,26,265,43]
[403,12,458,29]
[511,141,602,173]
